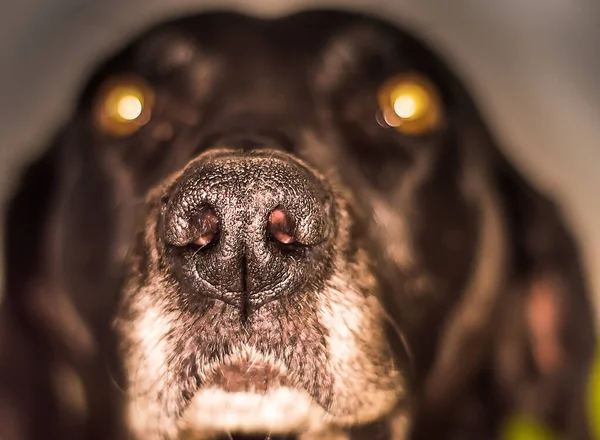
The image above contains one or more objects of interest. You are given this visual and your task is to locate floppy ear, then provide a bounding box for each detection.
[0,132,128,440]
[491,155,597,438]
[0,138,82,440]
[409,69,597,438]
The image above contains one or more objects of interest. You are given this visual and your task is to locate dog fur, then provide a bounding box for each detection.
[0,10,596,440]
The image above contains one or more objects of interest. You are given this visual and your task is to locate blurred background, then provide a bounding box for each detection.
[0,0,599,324]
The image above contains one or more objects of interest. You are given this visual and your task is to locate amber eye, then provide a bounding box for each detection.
[378,74,443,135]
[93,76,154,136]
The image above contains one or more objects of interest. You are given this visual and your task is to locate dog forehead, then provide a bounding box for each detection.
[135,17,270,69]
[120,13,402,86]
[81,12,451,136]
[110,18,320,124]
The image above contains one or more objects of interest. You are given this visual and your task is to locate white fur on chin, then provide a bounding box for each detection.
[180,387,328,435]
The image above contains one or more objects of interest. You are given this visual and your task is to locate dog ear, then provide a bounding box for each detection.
[491,154,597,438]
[410,77,597,438]
[0,131,126,440]
[0,137,85,440]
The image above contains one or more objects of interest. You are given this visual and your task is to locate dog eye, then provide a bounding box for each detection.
[377,74,443,135]
[93,76,155,136]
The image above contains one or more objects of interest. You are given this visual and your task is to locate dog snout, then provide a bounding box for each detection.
[161,149,335,314]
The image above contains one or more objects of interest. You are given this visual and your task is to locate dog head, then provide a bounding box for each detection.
[0,10,596,440]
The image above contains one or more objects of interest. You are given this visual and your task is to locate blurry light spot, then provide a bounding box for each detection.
[500,414,558,440]
[378,74,443,135]
[94,76,154,136]
[382,108,401,127]
[117,95,143,121]
[394,95,418,119]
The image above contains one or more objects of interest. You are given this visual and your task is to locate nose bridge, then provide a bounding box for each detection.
[214,166,274,259]
[208,156,287,223]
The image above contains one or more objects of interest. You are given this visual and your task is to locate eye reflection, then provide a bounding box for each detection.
[393,95,418,119]
[117,95,144,121]
[94,76,154,136]
[378,74,443,135]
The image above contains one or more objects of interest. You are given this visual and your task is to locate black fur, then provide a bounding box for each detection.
[0,10,596,440]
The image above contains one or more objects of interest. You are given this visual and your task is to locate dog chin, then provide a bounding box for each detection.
[181,387,327,435]
[180,355,330,436]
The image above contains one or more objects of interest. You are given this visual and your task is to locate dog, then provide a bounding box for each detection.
[0,10,596,440]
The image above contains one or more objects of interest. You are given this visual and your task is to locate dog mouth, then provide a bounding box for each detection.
[203,360,290,393]
[181,357,327,437]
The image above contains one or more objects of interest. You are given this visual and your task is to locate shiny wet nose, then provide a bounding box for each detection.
[160,149,334,314]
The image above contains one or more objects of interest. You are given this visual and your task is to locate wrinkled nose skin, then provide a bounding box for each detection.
[161,148,335,317]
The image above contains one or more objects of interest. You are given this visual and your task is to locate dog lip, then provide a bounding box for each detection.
[203,361,290,393]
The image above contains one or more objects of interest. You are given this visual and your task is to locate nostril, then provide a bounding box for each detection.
[267,208,296,245]
[192,206,219,247]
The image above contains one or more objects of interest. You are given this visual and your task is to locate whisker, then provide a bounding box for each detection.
[192,245,205,258]
[104,349,127,394]
[374,298,415,378]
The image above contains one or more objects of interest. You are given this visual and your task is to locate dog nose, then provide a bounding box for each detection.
[161,149,334,315]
